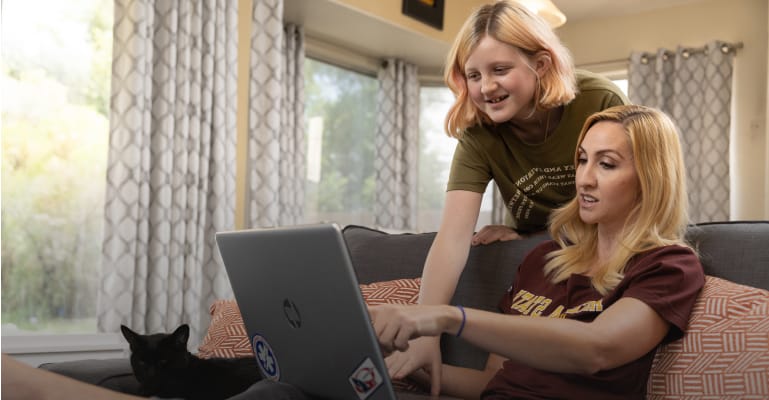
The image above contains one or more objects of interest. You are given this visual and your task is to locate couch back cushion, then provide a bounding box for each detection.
[684,221,769,290]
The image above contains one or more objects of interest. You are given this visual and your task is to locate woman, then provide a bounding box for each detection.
[406,1,629,391]
[371,105,705,399]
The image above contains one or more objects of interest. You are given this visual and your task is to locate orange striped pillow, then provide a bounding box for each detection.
[647,275,769,398]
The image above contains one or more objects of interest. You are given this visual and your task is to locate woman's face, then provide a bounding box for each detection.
[575,121,640,233]
[463,36,540,124]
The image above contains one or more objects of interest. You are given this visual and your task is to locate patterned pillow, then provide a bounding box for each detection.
[646,275,769,398]
[197,278,424,392]
[197,299,254,359]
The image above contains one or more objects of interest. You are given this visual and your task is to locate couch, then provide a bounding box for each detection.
[39,221,769,398]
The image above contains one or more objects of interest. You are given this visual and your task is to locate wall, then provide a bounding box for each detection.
[330,0,485,46]
[557,0,768,220]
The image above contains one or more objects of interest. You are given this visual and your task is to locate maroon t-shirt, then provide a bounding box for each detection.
[481,241,705,400]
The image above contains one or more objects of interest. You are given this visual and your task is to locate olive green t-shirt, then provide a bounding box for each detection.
[447,70,630,233]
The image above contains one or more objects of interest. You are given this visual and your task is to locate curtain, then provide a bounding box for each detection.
[490,186,507,226]
[629,41,737,222]
[374,59,420,230]
[98,0,238,346]
[246,0,305,228]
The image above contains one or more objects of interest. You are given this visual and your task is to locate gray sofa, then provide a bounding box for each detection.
[39,221,769,397]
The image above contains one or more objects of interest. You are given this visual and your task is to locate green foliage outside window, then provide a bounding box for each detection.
[303,59,377,219]
[1,0,112,333]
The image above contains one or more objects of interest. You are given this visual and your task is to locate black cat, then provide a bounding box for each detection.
[120,324,261,400]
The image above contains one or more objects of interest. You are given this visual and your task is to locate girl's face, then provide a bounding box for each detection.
[463,36,540,123]
[575,121,640,234]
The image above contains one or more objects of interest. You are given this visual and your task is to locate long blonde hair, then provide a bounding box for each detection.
[545,105,690,294]
[444,0,576,138]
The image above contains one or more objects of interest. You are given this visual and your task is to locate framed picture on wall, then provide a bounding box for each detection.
[402,0,444,30]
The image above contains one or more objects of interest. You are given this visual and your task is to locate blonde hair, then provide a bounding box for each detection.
[443,0,576,138]
[545,105,690,294]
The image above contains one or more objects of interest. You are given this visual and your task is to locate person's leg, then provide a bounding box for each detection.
[226,380,317,400]
[2,353,146,400]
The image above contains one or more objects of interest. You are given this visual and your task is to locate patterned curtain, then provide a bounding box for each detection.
[629,41,737,222]
[98,0,238,346]
[374,59,419,230]
[490,186,507,226]
[246,0,305,228]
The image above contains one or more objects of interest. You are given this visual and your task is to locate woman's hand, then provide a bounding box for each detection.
[385,337,442,396]
[368,304,462,396]
[369,304,458,352]
[471,225,523,245]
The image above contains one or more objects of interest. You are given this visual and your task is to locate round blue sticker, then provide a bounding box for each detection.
[252,334,280,381]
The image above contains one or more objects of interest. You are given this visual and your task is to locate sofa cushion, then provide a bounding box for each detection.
[647,275,769,398]
[685,221,769,290]
[38,358,141,395]
[197,299,254,359]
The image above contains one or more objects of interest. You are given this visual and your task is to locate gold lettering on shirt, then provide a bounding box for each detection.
[509,289,603,318]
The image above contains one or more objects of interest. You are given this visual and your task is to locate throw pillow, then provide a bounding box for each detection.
[646,275,769,398]
[197,278,424,393]
[197,299,254,359]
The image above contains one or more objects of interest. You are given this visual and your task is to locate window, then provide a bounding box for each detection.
[417,86,493,233]
[303,58,378,227]
[613,78,629,97]
[1,0,112,334]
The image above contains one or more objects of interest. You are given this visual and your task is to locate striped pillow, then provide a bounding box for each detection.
[647,275,769,398]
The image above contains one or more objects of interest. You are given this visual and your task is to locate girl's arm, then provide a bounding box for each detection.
[384,190,482,396]
[419,190,482,305]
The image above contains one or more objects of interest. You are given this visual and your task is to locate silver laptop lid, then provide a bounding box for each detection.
[216,223,398,400]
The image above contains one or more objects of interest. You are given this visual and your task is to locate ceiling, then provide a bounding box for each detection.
[552,0,706,21]
[283,0,710,72]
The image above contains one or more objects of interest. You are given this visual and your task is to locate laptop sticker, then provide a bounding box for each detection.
[252,333,280,381]
[348,357,383,399]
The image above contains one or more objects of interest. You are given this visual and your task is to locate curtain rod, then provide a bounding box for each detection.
[577,41,744,70]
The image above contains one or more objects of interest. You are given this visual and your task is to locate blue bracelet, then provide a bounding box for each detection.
[455,305,466,338]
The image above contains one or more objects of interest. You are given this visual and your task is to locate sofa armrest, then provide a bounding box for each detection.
[38,358,141,395]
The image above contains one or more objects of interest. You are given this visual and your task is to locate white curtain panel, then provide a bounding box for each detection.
[490,185,507,226]
[99,0,238,346]
[629,41,737,222]
[246,0,306,228]
[375,59,420,230]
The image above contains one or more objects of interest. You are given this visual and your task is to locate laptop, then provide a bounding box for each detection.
[216,223,444,400]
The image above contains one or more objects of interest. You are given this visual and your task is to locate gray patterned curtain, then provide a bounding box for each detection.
[98,0,238,346]
[246,0,305,228]
[629,41,737,222]
[490,186,507,226]
[374,59,419,230]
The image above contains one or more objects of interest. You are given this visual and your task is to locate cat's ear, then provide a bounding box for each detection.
[172,324,190,347]
[121,325,139,346]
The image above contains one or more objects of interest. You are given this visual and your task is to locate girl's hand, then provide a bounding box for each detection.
[472,225,522,245]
